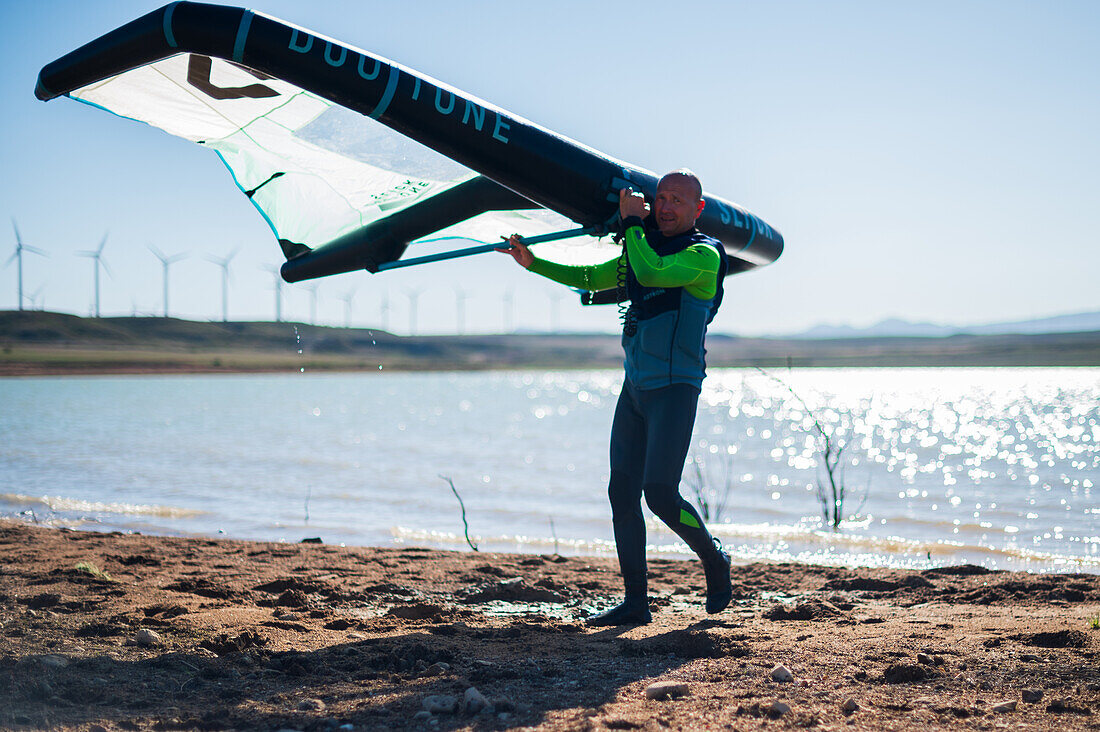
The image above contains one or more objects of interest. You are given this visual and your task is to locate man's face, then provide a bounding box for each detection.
[653,175,704,237]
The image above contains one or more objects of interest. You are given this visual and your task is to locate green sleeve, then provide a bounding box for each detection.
[623,222,720,300]
[527,253,622,292]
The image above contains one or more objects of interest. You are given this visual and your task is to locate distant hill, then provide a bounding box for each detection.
[791,310,1100,339]
[2,310,1099,374]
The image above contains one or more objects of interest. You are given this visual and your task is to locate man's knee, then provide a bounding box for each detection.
[608,470,641,516]
[642,484,680,525]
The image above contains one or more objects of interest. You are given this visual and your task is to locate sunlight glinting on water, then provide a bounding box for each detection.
[1,369,1097,572]
[0,492,207,519]
[687,368,1098,570]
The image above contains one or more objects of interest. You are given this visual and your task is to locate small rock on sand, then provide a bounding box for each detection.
[297,698,325,712]
[422,695,457,714]
[992,700,1017,713]
[645,681,690,700]
[412,711,433,723]
[421,662,449,677]
[770,664,794,683]
[464,686,493,714]
[38,654,69,668]
[769,701,791,716]
[842,697,860,714]
[884,663,932,683]
[134,629,161,646]
[1022,689,1044,703]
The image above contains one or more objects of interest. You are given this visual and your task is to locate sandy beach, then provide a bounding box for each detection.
[1,520,1098,731]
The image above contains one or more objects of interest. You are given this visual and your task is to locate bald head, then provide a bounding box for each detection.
[659,169,703,203]
[654,169,705,236]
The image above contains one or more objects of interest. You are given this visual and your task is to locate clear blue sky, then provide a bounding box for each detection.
[2,1,1098,335]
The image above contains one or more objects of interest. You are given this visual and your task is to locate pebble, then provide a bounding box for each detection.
[464,686,493,714]
[842,698,860,714]
[1021,689,1043,703]
[421,662,450,677]
[917,653,934,665]
[298,699,326,712]
[770,664,794,683]
[134,629,161,646]
[645,681,690,700]
[38,654,69,668]
[412,711,433,723]
[992,700,1017,713]
[769,701,791,716]
[422,695,457,714]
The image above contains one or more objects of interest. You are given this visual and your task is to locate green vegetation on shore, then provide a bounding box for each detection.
[2,310,1099,375]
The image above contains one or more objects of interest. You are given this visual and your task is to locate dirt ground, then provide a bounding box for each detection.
[1,520,1098,731]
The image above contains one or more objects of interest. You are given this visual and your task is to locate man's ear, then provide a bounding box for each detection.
[696,199,706,217]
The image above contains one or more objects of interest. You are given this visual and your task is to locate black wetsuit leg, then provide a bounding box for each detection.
[608,379,720,598]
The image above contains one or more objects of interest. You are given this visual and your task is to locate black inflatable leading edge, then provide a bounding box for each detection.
[37,2,783,288]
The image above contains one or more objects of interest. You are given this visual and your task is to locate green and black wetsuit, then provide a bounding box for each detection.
[528,215,728,600]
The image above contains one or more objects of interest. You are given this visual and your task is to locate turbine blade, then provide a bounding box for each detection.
[97,233,108,255]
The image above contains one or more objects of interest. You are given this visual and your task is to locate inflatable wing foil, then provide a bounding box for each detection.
[36,2,782,303]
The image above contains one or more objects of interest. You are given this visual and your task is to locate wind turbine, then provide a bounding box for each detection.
[265,265,284,322]
[7,221,48,311]
[405,287,422,335]
[205,248,239,322]
[340,287,356,328]
[547,289,564,333]
[29,284,46,311]
[454,285,469,335]
[304,282,319,325]
[149,245,187,318]
[76,234,110,318]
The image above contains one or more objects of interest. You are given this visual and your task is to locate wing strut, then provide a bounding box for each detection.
[375,225,607,271]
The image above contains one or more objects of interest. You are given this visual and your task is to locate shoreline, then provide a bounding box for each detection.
[2,520,1098,730]
[5,354,1100,378]
[5,312,1100,374]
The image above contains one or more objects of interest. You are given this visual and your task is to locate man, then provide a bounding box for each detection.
[499,169,732,626]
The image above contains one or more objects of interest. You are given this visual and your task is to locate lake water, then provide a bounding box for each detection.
[1,368,1097,574]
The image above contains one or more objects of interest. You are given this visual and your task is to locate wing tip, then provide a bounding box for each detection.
[279,239,311,260]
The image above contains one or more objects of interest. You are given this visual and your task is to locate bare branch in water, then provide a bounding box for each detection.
[755,366,869,530]
[439,474,478,551]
